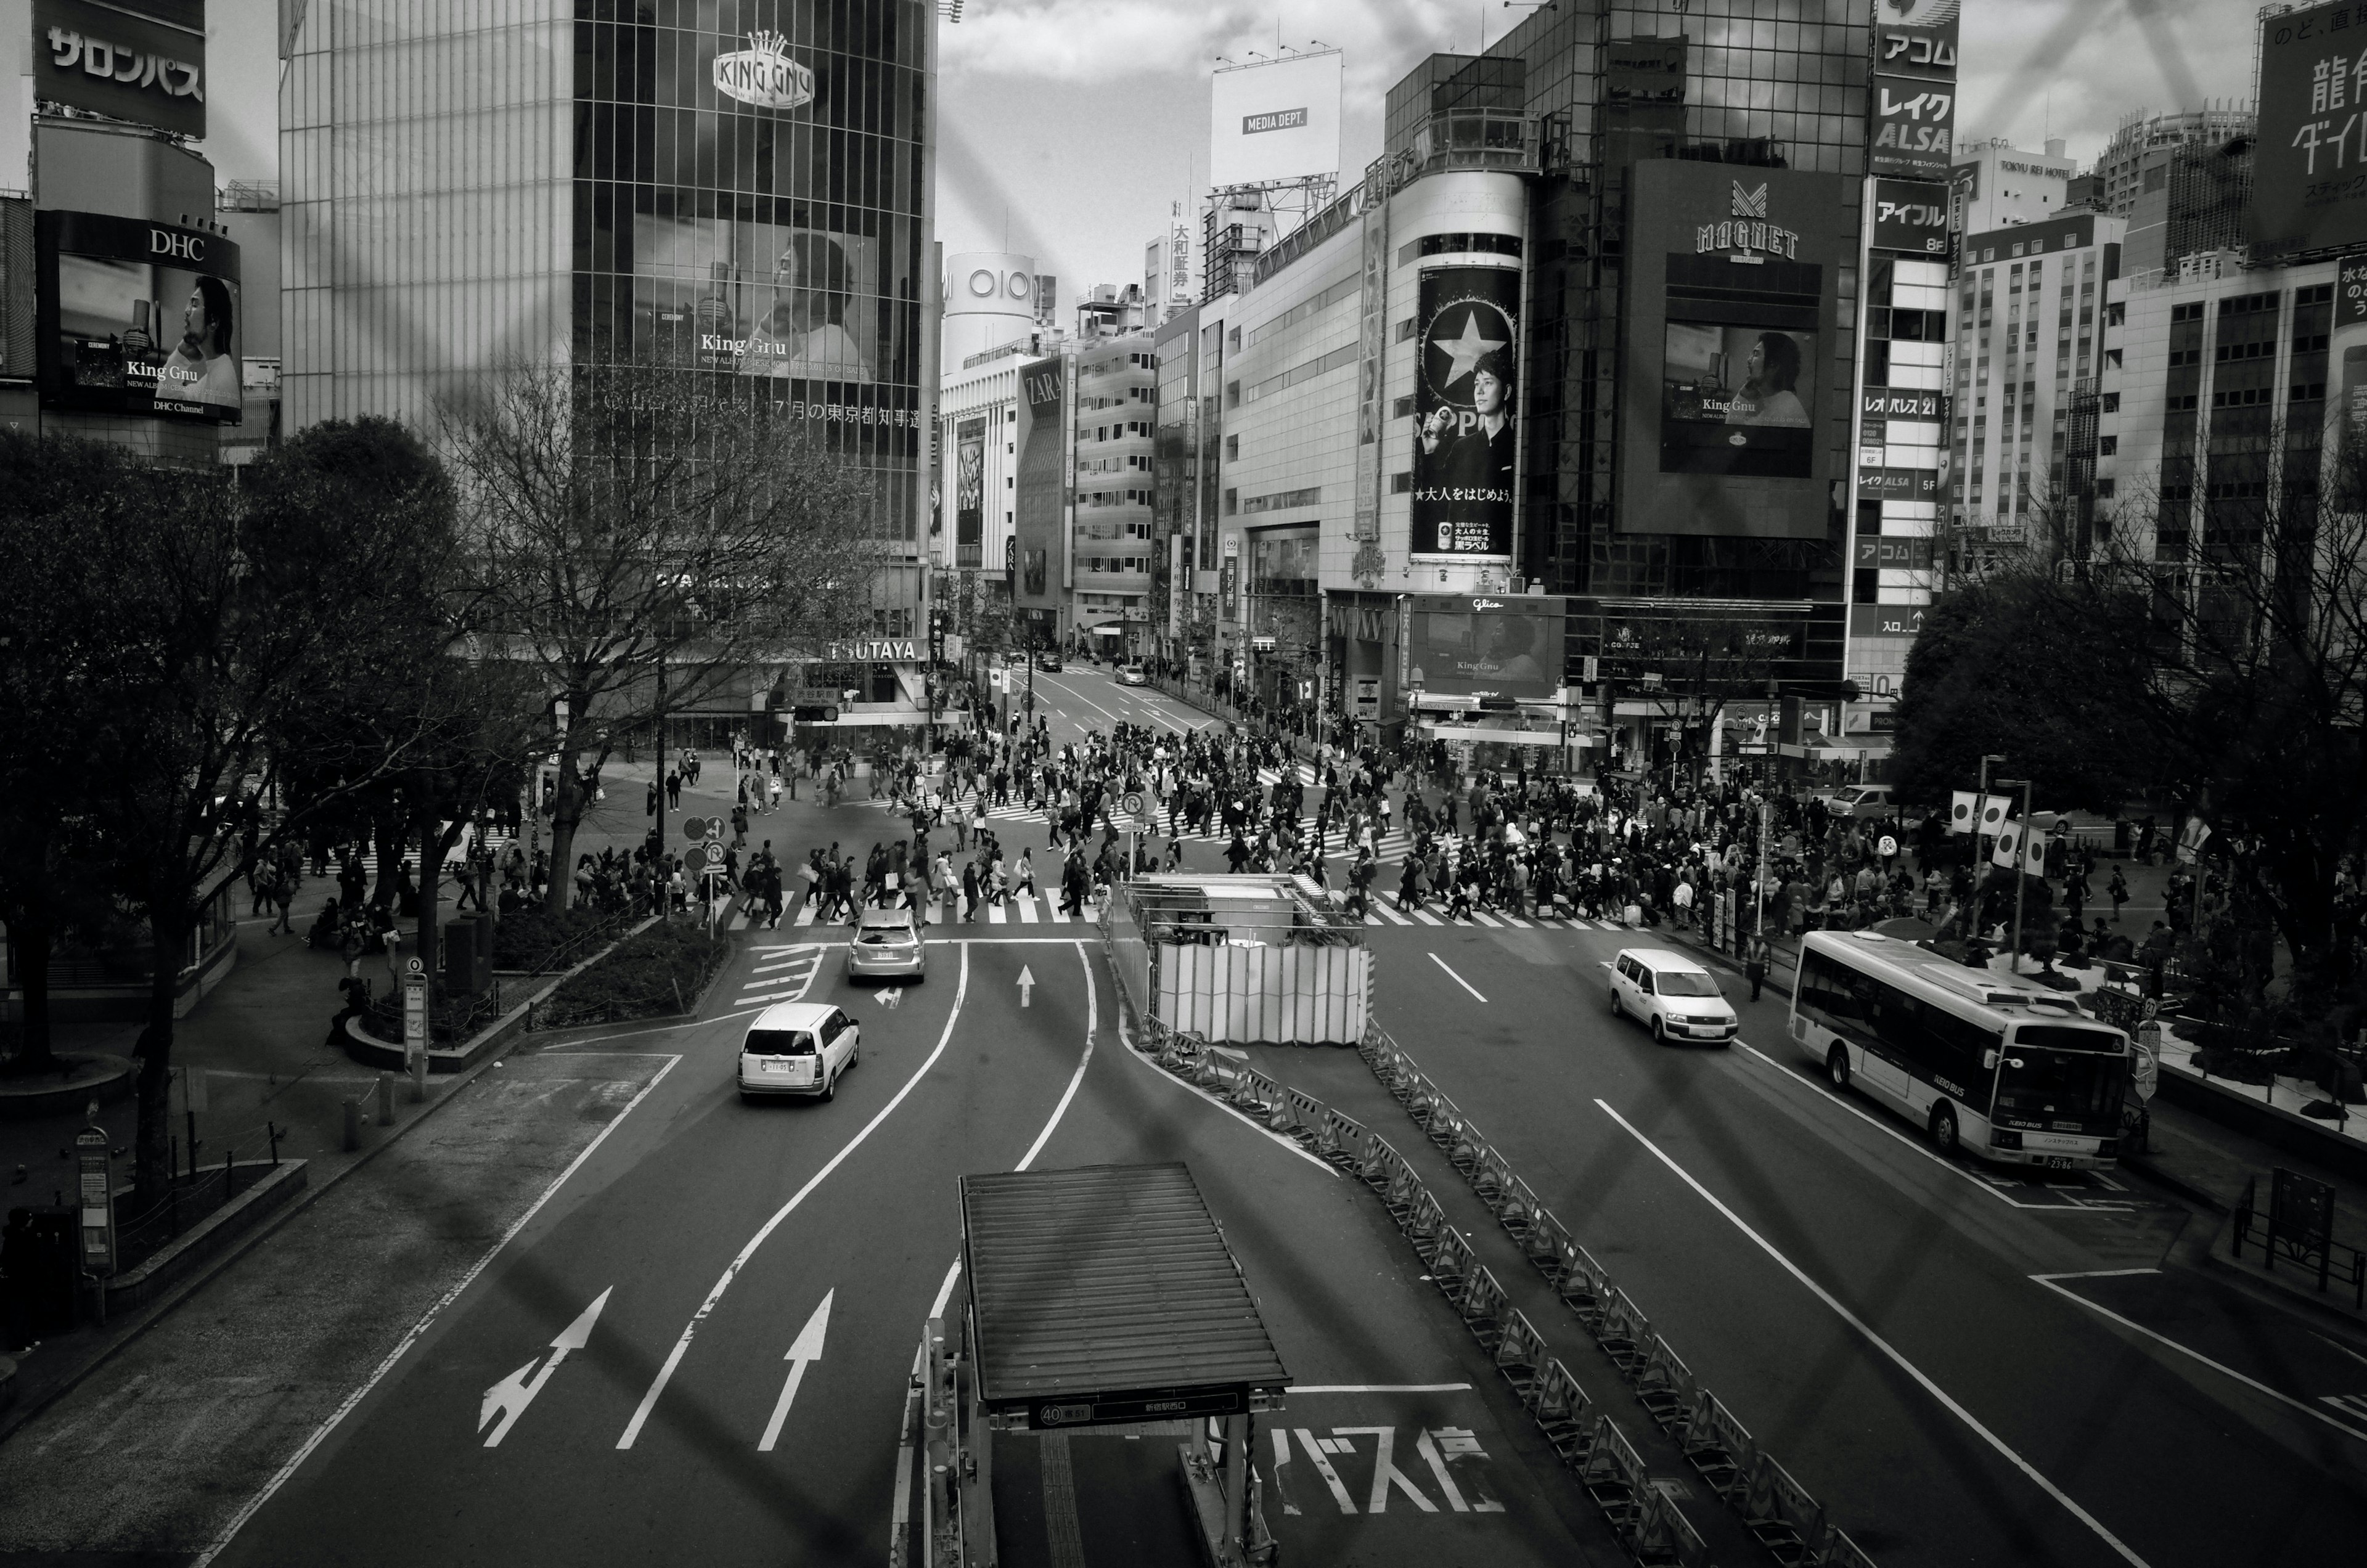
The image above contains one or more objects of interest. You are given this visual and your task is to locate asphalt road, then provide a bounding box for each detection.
[15,666,2363,1567]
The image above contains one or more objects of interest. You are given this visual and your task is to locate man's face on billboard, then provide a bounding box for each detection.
[1472,369,1505,417]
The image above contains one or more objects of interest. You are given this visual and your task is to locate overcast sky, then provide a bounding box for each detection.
[191,0,2251,305]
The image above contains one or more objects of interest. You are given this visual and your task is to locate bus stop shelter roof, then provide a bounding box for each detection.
[960,1162,1290,1418]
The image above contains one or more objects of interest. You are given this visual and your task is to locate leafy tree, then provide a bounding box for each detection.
[440,360,883,911]
[1889,577,2162,812]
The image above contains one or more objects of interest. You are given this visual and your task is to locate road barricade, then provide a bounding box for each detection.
[1494,1307,1550,1403]
[1399,1184,1449,1254]
[1470,1141,1517,1205]
[1553,1234,1614,1330]
[1428,1223,1478,1290]
[1230,1065,1283,1119]
[1629,1483,1714,1568]
[1577,1415,1649,1530]
[1632,1334,1696,1434]
[1457,1264,1511,1345]
[1740,1452,1828,1567]
[1370,1139,1425,1220]
[1678,1388,1756,1500]
[1815,1528,1878,1568]
[1445,1119,1490,1178]
[1533,1357,1596,1464]
[1595,1287,1651,1373]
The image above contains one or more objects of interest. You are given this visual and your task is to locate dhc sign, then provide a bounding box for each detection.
[714,30,812,112]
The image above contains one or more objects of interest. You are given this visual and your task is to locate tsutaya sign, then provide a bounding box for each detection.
[1695,181,1802,261]
[714,29,813,112]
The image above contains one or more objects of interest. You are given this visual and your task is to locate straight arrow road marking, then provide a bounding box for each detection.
[1018,964,1036,1008]
[757,1289,834,1452]
[480,1287,612,1447]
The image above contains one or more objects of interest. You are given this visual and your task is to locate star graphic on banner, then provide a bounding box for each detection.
[1431,308,1506,390]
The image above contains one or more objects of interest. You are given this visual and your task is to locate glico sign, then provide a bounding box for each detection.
[713,29,812,112]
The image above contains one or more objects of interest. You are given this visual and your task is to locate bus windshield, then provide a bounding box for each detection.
[1992,1040,2126,1126]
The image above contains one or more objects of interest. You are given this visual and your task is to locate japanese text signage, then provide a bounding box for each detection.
[1871,178,1951,256]
[1863,389,1949,423]
[76,1126,115,1275]
[1854,534,1937,571]
[33,0,205,141]
[2342,253,2367,325]
[2254,2,2367,258]
[1873,0,1960,81]
[1871,76,1955,181]
[1857,464,1941,500]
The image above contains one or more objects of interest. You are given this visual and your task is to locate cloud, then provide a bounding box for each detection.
[944,0,1262,80]
[1954,0,2254,162]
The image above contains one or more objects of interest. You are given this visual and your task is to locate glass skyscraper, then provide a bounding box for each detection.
[280,0,930,558]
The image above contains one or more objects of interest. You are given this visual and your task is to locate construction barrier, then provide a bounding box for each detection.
[1459,1264,1510,1345]
[1578,1415,1650,1530]
[1632,1335,1696,1434]
[1741,1452,1828,1568]
[1630,1484,1714,1568]
[1817,1529,1879,1568]
[1428,1224,1477,1288]
[1678,1388,1756,1500]
[1533,1358,1596,1463]
[1156,939,1370,1045]
[1495,1308,1550,1403]
[1595,1288,1651,1373]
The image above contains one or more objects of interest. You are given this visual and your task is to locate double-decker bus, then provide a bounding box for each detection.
[1790,931,2130,1169]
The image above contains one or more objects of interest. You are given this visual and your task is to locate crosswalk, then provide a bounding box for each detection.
[845,785,1420,865]
[716,889,1654,936]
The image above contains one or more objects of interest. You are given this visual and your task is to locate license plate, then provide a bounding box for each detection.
[763,1060,797,1076]
[2041,1155,2075,1170]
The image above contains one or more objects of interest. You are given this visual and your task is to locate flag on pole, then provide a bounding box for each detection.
[1948,791,1979,835]
[2024,823,2050,877]
[1979,794,2014,835]
[2174,817,2212,865]
[1992,819,2024,869]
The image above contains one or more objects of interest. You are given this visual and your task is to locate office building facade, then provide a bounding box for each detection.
[280,0,938,735]
[1951,137,2075,234]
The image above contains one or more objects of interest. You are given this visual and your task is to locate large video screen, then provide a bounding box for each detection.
[635,213,879,383]
[1410,264,1520,560]
[37,211,242,424]
[1659,322,1816,478]
[1407,598,1563,704]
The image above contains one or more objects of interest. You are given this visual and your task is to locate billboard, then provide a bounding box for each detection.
[1870,76,1955,181]
[37,210,240,423]
[1620,161,1849,538]
[1871,0,1960,82]
[1013,355,1066,610]
[955,415,986,553]
[1871,178,1951,256]
[1209,53,1343,186]
[1660,322,1818,477]
[637,214,878,383]
[33,0,206,141]
[1406,596,1564,704]
[1410,264,1521,560]
[2253,2,2367,258]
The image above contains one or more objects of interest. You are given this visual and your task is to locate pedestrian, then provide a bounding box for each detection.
[1745,933,1770,1003]
[269,870,297,936]
[2108,867,2129,922]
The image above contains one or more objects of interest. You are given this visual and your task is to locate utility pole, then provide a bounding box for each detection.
[1998,775,2032,974]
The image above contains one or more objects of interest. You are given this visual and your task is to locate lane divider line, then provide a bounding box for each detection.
[2031,1272,2367,1447]
[1594,1097,2154,1568]
[192,1055,685,1567]
[617,945,973,1449]
[1427,953,1487,1003]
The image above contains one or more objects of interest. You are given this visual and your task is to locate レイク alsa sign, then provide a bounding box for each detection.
[714,29,812,112]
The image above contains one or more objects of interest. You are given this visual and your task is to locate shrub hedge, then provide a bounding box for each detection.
[539,918,729,1026]
[493,905,624,973]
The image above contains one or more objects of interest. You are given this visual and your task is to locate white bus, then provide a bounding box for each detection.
[1790,931,2130,1170]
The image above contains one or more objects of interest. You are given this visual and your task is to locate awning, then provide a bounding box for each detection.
[1087,623,1124,635]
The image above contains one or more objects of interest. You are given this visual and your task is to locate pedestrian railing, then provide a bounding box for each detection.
[1113,1007,1871,1568]
[2232,1173,2367,1310]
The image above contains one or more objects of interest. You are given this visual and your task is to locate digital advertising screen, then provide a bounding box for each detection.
[1410,264,1521,560]
[1406,596,1564,704]
[1659,322,1817,478]
[955,416,986,551]
[36,210,240,424]
[636,213,878,383]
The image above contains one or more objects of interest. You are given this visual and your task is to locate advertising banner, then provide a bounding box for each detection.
[33,0,206,141]
[955,415,985,552]
[1406,595,1564,704]
[1352,202,1388,544]
[1013,356,1065,609]
[1863,388,1949,423]
[1856,465,1941,500]
[1871,76,1955,181]
[1410,264,1520,560]
[2342,253,2367,325]
[1871,178,1952,256]
[2254,2,2367,258]
[1209,53,1343,186]
[638,214,878,383]
[1854,534,1937,572]
[1872,0,1960,82]
[37,210,240,423]
[1661,322,1818,477]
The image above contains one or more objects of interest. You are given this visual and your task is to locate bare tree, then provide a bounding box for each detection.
[443,361,885,909]
[2014,413,2367,998]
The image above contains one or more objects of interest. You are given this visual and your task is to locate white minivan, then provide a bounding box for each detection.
[1608,949,1739,1047]
[738,1000,860,1103]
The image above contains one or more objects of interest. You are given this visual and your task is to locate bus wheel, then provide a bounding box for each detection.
[1826,1047,1850,1091]
[1930,1103,1959,1155]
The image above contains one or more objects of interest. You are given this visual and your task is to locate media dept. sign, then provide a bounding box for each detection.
[35,0,205,140]
[713,28,812,112]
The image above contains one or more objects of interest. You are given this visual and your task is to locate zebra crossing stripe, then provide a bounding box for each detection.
[1412,909,1442,926]
[1470,910,1503,928]
[1017,900,1039,924]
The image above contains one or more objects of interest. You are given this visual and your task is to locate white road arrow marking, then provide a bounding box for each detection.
[480,1287,611,1447]
[1017,965,1036,1008]
[758,1289,834,1452]
[875,987,904,1009]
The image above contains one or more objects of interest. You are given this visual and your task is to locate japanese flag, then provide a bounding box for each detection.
[2024,826,2050,878]
[1948,791,1978,835]
[1991,819,2025,870]
[1978,794,2014,835]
